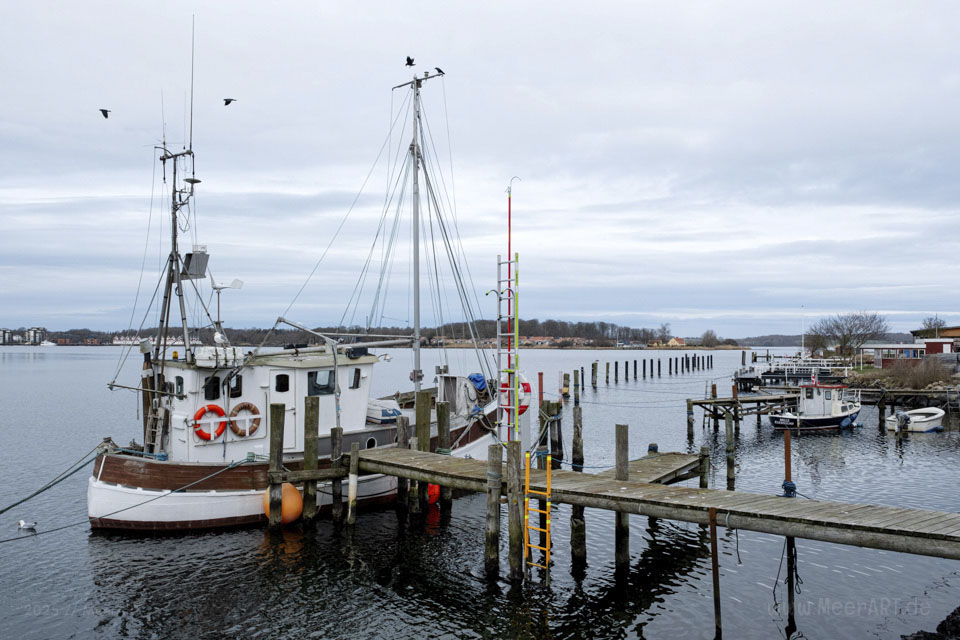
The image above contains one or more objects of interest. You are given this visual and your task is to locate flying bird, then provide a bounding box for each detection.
[405,56,415,67]
[223,98,236,106]
[435,67,445,75]
[18,520,36,530]
[99,109,111,119]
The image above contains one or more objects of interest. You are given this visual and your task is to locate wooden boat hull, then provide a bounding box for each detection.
[88,416,496,531]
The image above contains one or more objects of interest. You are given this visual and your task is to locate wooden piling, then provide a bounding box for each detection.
[615,423,629,572]
[606,362,611,384]
[506,441,524,583]
[709,507,723,639]
[633,359,637,379]
[347,442,359,526]
[614,361,619,382]
[547,400,562,470]
[331,425,344,523]
[643,359,647,378]
[268,403,285,529]
[394,417,408,513]
[725,412,735,490]
[657,359,661,377]
[302,396,319,521]
[571,406,586,564]
[437,400,452,509]
[562,372,570,398]
[624,360,628,381]
[699,445,710,489]
[592,361,598,388]
[742,350,746,366]
[686,399,695,440]
[485,443,502,577]
[573,369,580,406]
[416,390,431,510]
[669,358,673,375]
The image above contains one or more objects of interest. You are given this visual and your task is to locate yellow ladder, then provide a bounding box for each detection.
[523,451,552,571]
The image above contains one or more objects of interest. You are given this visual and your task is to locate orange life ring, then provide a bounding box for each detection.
[228,402,261,437]
[194,404,227,440]
[500,373,531,416]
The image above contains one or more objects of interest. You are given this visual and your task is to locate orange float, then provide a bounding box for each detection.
[428,483,440,505]
[261,482,303,524]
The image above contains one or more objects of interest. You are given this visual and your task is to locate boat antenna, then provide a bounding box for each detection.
[189,15,195,152]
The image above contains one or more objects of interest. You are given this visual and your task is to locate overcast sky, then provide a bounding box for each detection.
[2,2,958,338]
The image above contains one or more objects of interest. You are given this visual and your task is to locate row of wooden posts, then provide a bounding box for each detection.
[585,354,715,388]
[266,391,456,528]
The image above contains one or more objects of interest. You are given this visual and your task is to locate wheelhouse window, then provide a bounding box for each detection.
[805,388,814,399]
[825,390,832,400]
[175,376,184,395]
[350,368,361,390]
[203,375,221,401]
[308,370,335,395]
[229,375,243,398]
[275,374,290,393]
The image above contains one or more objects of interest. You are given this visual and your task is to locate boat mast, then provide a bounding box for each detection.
[411,76,422,392]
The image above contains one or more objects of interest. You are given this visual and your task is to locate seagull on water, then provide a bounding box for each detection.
[18,520,36,530]
[405,56,415,67]
[99,109,111,119]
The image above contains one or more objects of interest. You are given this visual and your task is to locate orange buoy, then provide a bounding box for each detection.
[261,482,303,524]
[428,483,440,505]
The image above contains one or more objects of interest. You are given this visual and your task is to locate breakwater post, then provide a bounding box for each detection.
[485,443,502,577]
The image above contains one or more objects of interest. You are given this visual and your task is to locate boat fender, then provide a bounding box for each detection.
[193,404,227,440]
[500,373,532,416]
[840,417,852,429]
[228,402,261,437]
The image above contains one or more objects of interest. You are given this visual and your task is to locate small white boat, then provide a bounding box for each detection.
[366,398,402,424]
[885,407,945,433]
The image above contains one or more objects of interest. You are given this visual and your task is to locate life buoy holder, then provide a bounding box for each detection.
[500,373,531,416]
[228,402,262,437]
[193,404,227,441]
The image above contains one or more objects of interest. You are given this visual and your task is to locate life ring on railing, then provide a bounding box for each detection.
[228,402,262,437]
[194,404,227,441]
[500,373,531,416]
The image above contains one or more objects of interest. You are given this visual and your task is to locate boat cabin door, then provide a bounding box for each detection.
[269,370,298,450]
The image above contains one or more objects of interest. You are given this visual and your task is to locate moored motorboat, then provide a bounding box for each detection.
[770,383,861,431]
[885,407,945,433]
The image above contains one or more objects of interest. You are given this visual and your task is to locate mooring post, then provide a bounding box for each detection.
[303,396,319,521]
[562,372,570,399]
[347,442,359,526]
[615,360,619,382]
[615,423,629,573]
[394,416,409,513]
[506,440,524,583]
[642,359,647,378]
[538,371,544,406]
[725,412,735,490]
[548,400,562,470]
[268,403,285,529]
[331,425,344,524]
[686,399,695,441]
[592,361,598,389]
[699,444,710,489]
[624,360,628,381]
[485,443,502,577]
[657,359,661,377]
[571,405,586,565]
[633,359,637,379]
[580,366,585,390]
[606,362,610,384]
[878,396,886,428]
[437,400,452,510]
[415,390,431,510]
[573,369,580,406]
[711,384,719,431]
[742,350,746,366]
[731,383,740,437]
[669,358,673,375]
[709,507,722,639]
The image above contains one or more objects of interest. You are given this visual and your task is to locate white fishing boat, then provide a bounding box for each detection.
[770,383,861,431]
[87,67,529,530]
[885,407,945,433]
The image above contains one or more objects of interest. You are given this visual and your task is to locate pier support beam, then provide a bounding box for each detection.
[725,412,735,491]
[415,390,431,511]
[615,423,629,574]
[394,417,408,515]
[302,396,319,521]
[709,507,723,639]
[506,441,524,583]
[268,403,285,529]
[571,406,586,568]
[485,443,502,577]
[699,445,710,489]
[437,401,452,510]
[686,399,695,442]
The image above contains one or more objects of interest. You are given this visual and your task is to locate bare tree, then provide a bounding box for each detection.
[922,316,946,331]
[657,322,671,343]
[701,329,719,347]
[808,312,889,357]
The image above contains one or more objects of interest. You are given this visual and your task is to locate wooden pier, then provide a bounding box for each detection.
[353,446,960,561]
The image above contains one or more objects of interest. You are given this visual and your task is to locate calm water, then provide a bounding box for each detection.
[1,346,959,639]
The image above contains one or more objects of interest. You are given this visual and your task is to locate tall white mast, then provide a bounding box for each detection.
[411,76,422,391]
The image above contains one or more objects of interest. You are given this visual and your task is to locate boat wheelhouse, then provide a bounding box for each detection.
[769,383,861,431]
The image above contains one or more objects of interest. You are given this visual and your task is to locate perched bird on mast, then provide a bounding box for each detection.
[99,109,111,119]
[223,98,236,106]
[435,67,445,75]
[405,56,415,67]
